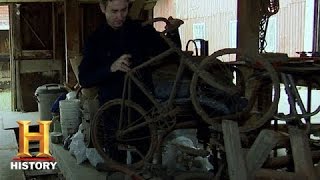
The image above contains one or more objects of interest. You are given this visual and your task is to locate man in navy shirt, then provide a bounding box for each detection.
[78,0,181,163]
[79,0,181,104]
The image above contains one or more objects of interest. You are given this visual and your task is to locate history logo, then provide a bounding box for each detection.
[11,121,57,170]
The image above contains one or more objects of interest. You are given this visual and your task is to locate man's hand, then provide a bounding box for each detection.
[110,54,132,72]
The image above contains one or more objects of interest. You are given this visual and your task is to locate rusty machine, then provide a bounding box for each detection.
[77,0,320,179]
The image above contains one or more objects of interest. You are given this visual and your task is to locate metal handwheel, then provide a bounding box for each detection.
[190,48,281,132]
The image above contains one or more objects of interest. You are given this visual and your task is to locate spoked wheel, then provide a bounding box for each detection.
[91,99,158,169]
[190,48,280,132]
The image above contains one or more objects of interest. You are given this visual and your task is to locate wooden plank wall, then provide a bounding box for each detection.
[80,3,104,53]
[20,3,53,50]
[154,0,308,57]
[2,2,103,111]
[11,3,61,112]
[277,0,306,57]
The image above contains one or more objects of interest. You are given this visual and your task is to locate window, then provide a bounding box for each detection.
[192,23,206,50]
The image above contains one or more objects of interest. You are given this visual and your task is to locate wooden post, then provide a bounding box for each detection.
[54,2,65,84]
[264,150,320,169]
[222,120,248,180]
[237,0,260,55]
[237,0,273,118]
[9,3,22,111]
[289,126,318,180]
[64,0,80,84]
[246,130,279,177]
[255,169,306,180]
[313,0,319,52]
[52,2,56,61]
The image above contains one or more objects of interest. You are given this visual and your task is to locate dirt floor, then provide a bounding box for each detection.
[0,90,11,111]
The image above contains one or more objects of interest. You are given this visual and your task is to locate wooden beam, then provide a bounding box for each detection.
[222,120,248,180]
[9,4,22,111]
[264,150,320,169]
[20,50,53,59]
[289,126,318,180]
[52,2,56,61]
[255,169,306,180]
[237,0,260,55]
[246,130,279,177]
[52,2,65,83]
[19,59,61,73]
[313,0,320,52]
[0,0,101,3]
[0,0,62,2]
[64,0,80,83]
[0,0,155,7]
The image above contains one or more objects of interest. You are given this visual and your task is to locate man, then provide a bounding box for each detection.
[78,0,181,163]
[79,0,180,104]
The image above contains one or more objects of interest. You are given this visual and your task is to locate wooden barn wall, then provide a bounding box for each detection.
[154,0,308,57]
[275,0,306,57]
[62,3,104,87]
[17,3,60,112]
[20,3,53,50]
[9,2,104,112]
[80,3,104,51]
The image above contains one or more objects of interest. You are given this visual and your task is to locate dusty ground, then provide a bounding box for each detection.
[0,90,11,111]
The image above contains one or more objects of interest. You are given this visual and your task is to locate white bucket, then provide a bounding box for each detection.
[59,99,81,139]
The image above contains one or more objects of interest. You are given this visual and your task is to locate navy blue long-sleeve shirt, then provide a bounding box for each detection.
[78,19,175,105]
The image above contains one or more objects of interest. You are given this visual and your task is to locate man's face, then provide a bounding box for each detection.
[101,0,129,29]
